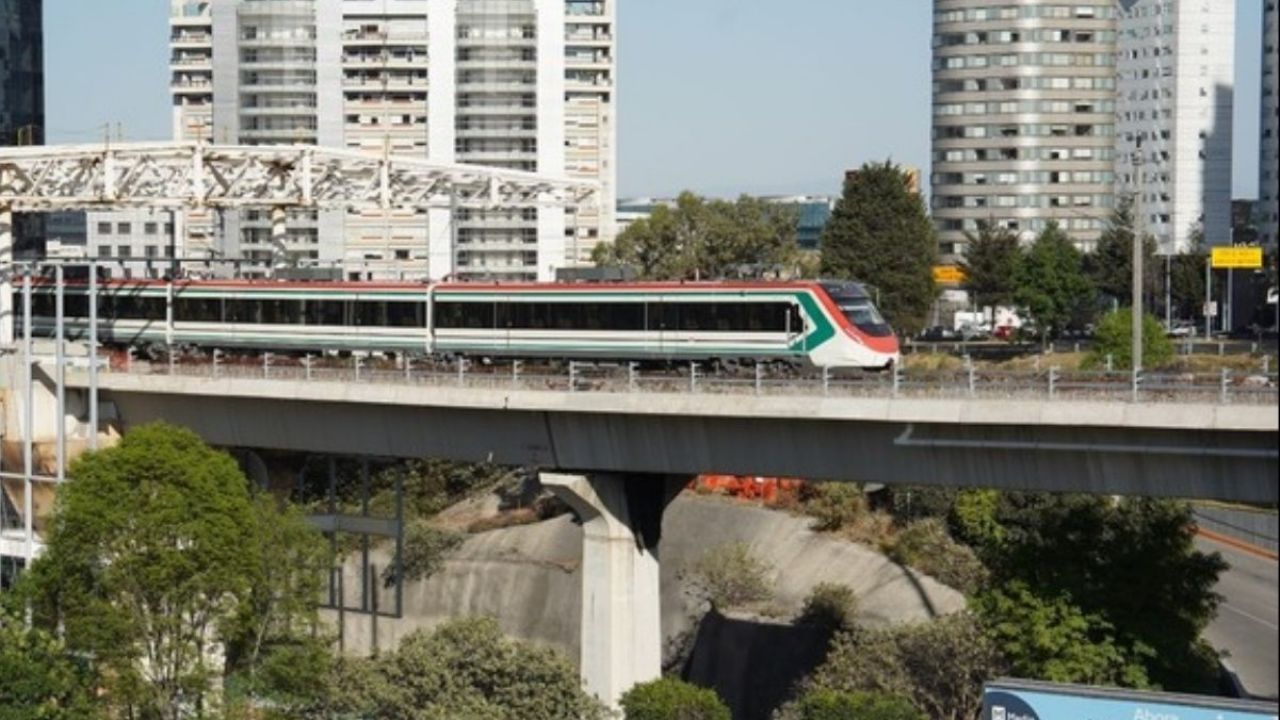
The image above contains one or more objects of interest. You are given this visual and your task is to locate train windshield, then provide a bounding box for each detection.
[839,299,893,337]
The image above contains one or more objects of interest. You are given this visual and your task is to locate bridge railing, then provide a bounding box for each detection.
[100,354,1280,405]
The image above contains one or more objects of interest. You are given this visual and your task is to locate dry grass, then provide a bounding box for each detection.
[1175,353,1277,374]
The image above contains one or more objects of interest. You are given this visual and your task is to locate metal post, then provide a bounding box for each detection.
[1220,367,1230,404]
[569,361,579,393]
[455,357,464,386]
[967,362,976,397]
[168,349,175,376]
[212,348,222,378]
[404,356,412,383]
[512,359,522,389]
[1227,268,1234,333]
[55,265,66,482]
[304,354,313,381]
[89,262,99,451]
[892,361,901,397]
[1204,257,1212,339]
[1131,367,1141,403]
[821,366,831,396]
[628,361,638,392]
[1048,366,1058,400]
[689,361,699,393]
[1106,354,1114,373]
[1164,253,1172,330]
[126,346,135,374]
[755,363,763,396]
[1133,223,1143,375]
[22,271,34,563]
[355,355,363,382]
[263,352,272,379]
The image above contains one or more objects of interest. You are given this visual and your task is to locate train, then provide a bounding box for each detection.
[20,278,900,370]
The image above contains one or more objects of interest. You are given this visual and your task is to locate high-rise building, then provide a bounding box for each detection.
[166,0,615,281]
[931,1,1118,261]
[1115,0,1234,254]
[0,0,45,257]
[1260,0,1278,249]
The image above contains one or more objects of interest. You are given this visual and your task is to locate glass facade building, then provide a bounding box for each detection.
[0,0,44,257]
[931,1,1118,261]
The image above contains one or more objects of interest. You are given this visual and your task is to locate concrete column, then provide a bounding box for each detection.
[270,205,288,273]
[1,203,13,346]
[541,473,684,710]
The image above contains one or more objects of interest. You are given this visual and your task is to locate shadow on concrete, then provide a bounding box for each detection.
[682,609,834,720]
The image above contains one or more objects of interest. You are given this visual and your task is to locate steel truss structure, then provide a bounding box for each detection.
[0,141,598,212]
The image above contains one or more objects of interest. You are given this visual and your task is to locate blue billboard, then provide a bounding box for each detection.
[984,680,1278,720]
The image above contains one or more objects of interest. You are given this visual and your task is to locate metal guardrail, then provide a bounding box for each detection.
[101,354,1280,406]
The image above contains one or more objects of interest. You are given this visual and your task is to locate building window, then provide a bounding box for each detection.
[145,223,159,235]
[117,223,132,234]
[117,246,132,258]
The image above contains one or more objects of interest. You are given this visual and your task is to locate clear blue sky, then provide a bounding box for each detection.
[43,0,1266,199]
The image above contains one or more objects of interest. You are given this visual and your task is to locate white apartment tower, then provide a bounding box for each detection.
[167,0,616,281]
[1260,0,1278,249]
[931,1,1120,261]
[1115,0,1234,254]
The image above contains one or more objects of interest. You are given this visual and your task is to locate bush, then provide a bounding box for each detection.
[803,482,868,531]
[383,520,465,587]
[1085,310,1174,370]
[797,583,858,632]
[321,617,606,720]
[787,689,924,720]
[948,489,1004,555]
[620,678,730,720]
[885,519,989,596]
[688,542,774,611]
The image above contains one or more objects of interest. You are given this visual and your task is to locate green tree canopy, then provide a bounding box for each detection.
[1087,197,1158,307]
[593,192,800,280]
[973,582,1152,688]
[959,220,1021,309]
[785,689,925,720]
[0,609,98,720]
[1168,225,1208,322]
[318,617,605,720]
[1013,222,1096,339]
[820,161,938,335]
[23,422,327,720]
[620,678,731,720]
[1086,309,1175,370]
[801,613,1003,720]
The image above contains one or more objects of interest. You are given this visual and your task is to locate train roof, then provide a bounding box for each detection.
[28,277,843,293]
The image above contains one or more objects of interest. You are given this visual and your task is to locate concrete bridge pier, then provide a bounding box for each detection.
[542,472,685,710]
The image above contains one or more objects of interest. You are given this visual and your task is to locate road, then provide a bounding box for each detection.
[1197,535,1279,699]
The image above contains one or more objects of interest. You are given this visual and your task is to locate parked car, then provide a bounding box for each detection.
[992,325,1016,341]
[956,323,990,341]
[919,326,957,342]
[1166,321,1197,338]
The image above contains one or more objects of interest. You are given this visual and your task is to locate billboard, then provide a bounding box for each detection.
[1211,246,1264,269]
[984,680,1278,720]
[933,265,966,285]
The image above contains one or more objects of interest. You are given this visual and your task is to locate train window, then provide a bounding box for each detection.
[260,300,304,325]
[354,301,387,327]
[498,302,644,331]
[435,301,495,329]
[225,299,261,324]
[175,298,222,323]
[101,294,166,321]
[386,302,426,328]
[306,300,344,326]
[647,302,792,333]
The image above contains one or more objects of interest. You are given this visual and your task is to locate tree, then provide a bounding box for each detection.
[1168,224,1208,322]
[803,613,1003,720]
[1086,310,1175,370]
[1013,222,1096,340]
[23,422,327,719]
[620,678,731,720]
[783,689,925,720]
[973,582,1152,688]
[821,161,938,335]
[987,494,1227,692]
[886,519,989,597]
[1087,197,1157,308]
[318,617,605,720]
[959,221,1021,309]
[0,609,98,720]
[687,542,774,611]
[594,192,800,280]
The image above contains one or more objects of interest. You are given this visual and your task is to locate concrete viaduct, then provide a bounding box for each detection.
[3,354,1277,708]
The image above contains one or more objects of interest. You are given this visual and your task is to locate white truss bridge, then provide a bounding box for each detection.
[0,141,599,212]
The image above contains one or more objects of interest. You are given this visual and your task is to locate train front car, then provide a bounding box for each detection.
[808,281,899,370]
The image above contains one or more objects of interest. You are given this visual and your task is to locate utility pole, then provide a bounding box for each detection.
[1129,154,1145,374]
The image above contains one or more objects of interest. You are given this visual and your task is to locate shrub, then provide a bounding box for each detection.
[688,542,774,611]
[885,519,989,596]
[803,482,868,531]
[382,520,464,587]
[948,489,1004,554]
[620,678,730,720]
[788,689,925,720]
[797,583,859,632]
[1085,310,1174,370]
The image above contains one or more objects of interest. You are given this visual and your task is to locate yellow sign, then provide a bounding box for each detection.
[933,265,966,285]
[1211,246,1263,269]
